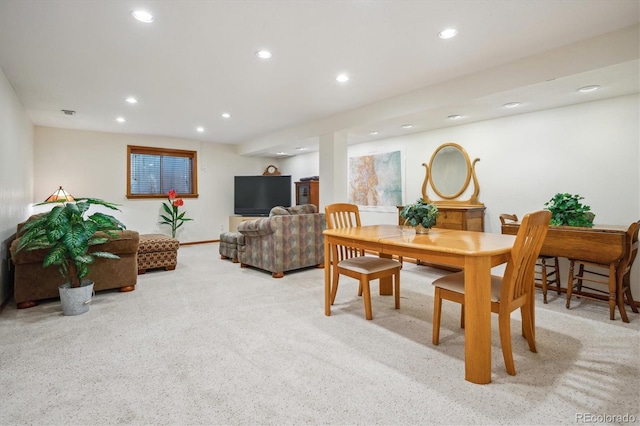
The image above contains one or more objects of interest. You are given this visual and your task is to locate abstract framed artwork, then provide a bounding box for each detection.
[348,149,403,208]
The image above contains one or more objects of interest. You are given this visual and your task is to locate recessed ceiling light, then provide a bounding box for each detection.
[196,127,205,133]
[255,50,272,59]
[221,112,231,119]
[504,102,521,108]
[116,117,126,123]
[125,97,138,104]
[401,124,413,129]
[277,151,287,156]
[336,73,349,83]
[448,115,463,120]
[295,147,307,151]
[131,10,154,23]
[578,85,600,93]
[438,28,458,39]
[369,131,379,135]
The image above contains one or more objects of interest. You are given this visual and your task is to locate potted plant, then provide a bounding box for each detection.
[15,198,126,315]
[544,193,595,228]
[400,198,440,233]
[159,189,193,238]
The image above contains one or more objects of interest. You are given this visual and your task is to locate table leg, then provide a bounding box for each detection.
[608,263,617,321]
[324,240,331,316]
[463,255,492,384]
[379,252,394,295]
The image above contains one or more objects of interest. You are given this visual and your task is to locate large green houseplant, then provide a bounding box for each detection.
[400,198,440,233]
[15,198,126,314]
[544,193,594,227]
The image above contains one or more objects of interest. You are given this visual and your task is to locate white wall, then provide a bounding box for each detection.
[0,66,34,305]
[283,94,640,227]
[33,127,268,242]
[342,95,639,232]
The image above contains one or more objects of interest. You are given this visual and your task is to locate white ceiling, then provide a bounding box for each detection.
[0,0,638,158]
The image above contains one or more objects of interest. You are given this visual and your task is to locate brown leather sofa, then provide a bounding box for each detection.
[9,215,140,308]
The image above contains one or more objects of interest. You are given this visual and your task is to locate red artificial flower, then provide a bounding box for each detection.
[160,189,192,238]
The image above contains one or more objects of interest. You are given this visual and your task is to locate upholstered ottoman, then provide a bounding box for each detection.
[219,232,243,263]
[137,234,180,274]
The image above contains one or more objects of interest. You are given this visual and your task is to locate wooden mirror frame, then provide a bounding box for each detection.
[421,142,483,206]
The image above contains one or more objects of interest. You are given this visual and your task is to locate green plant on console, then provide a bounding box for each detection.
[400,198,440,229]
[15,198,126,288]
[544,193,594,227]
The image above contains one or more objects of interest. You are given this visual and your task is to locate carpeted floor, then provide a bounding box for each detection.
[1,243,638,426]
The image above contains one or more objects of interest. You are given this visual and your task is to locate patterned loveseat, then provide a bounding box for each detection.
[236,204,326,278]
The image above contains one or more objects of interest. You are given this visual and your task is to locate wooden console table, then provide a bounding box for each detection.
[397,205,485,231]
[501,221,629,320]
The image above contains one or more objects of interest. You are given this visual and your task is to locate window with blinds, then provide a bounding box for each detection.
[127,146,198,198]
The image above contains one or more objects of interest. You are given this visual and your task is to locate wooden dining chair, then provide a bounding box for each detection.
[500,213,561,304]
[566,220,639,323]
[433,210,551,375]
[325,203,402,320]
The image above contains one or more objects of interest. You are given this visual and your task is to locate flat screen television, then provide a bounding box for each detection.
[234,175,292,216]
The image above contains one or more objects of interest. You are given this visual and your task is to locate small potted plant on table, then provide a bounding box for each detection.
[544,193,594,227]
[15,198,126,315]
[400,198,440,234]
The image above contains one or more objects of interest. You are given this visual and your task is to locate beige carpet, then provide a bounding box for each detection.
[1,243,638,426]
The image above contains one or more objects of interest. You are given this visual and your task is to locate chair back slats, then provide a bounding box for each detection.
[334,244,362,262]
[326,203,365,261]
[500,210,551,312]
[500,211,561,303]
[325,203,361,229]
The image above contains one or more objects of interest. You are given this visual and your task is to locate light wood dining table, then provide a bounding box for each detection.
[323,224,516,384]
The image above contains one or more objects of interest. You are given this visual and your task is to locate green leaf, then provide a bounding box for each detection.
[74,254,94,264]
[88,237,109,246]
[92,251,120,259]
[162,203,173,215]
[43,244,67,268]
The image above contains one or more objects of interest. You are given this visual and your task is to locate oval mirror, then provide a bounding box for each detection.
[429,143,471,199]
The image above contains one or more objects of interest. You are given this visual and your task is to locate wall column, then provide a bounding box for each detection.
[318,131,347,210]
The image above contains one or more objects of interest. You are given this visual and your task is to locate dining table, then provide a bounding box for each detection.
[323,224,517,384]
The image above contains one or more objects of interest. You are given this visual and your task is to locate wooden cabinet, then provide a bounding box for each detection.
[397,205,485,232]
[436,205,485,231]
[295,180,319,208]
